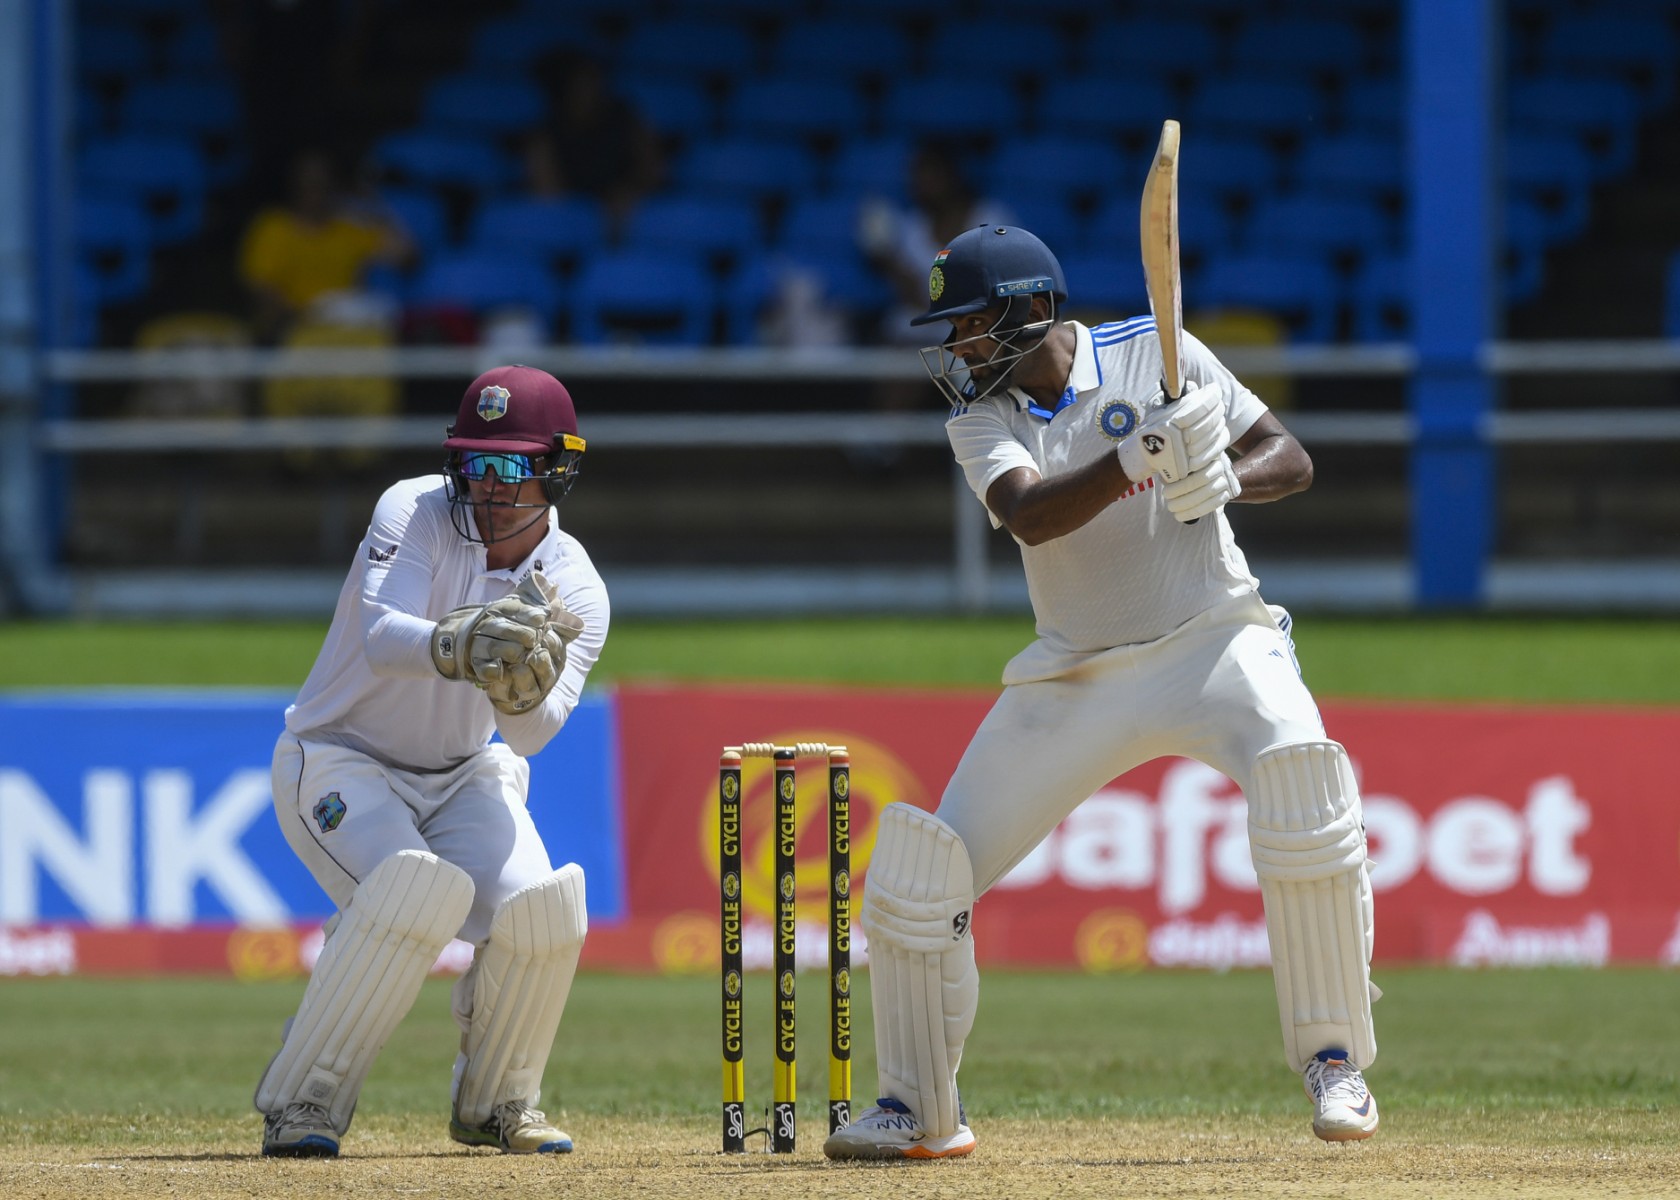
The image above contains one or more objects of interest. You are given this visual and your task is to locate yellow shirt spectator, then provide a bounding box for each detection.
[239,208,393,312]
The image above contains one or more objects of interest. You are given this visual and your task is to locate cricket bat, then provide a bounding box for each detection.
[1139,119,1200,521]
[1140,118,1185,401]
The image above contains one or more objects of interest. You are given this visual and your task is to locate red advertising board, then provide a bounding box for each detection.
[610,684,1680,972]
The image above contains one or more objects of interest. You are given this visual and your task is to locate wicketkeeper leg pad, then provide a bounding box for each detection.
[451,864,588,1124]
[1248,740,1377,1072]
[255,849,474,1132]
[859,803,977,1139]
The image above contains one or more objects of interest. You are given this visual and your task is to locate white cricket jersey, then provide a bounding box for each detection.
[946,318,1268,664]
[284,475,609,772]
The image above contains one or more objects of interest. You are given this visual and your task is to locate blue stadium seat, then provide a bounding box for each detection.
[1293,133,1404,202]
[1503,196,1553,303]
[619,75,716,139]
[78,134,207,244]
[1508,75,1642,180]
[1227,15,1370,77]
[83,0,199,15]
[570,250,715,345]
[1080,17,1221,74]
[676,136,819,202]
[1504,130,1595,240]
[935,20,1067,82]
[771,19,912,81]
[1197,253,1340,341]
[726,77,868,143]
[1351,239,1553,340]
[1178,134,1283,209]
[1667,251,1680,337]
[78,23,151,81]
[164,23,225,73]
[1058,252,1151,317]
[1339,76,1401,136]
[716,253,783,345]
[421,73,547,138]
[1538,12,1677,110]
[995,194,1087,258]
[1036,77,1178,142]
[407,251,564,328]
[379,188,453,255]
[778,194,867,258]
[982,136,1132,209]
[372,132,518,192]
[1245,193,1396,265]
[121,77,243,136]
[623,194,764,266]
[75,195,152,305]
[1347,252,1407,342]
[468,195,605,270]
[880,76,1023,142]
[828,138,913,199]
[466,12,605,68]
[618,20,758,80]
[1187,76,1331,142]
[1086,190,1232,263]
[78,86,112,137]
[120,78,248,185]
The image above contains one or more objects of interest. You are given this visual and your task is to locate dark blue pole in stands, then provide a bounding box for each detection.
[1407,0,1499,608]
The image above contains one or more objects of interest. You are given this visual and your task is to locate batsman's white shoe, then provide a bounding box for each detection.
[1303,1048,1379,1142]
[822,1097,976,1160]
[449,1100,573,1154]
[261,1102,340,1157]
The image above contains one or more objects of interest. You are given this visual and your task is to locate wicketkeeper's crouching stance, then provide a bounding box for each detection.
[256,365,610,1157]
[823,224,1379,1160]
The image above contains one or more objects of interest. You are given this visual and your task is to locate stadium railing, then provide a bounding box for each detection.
[15,340,1680,617]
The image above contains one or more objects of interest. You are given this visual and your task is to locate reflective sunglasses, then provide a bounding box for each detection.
[457,451,542,482]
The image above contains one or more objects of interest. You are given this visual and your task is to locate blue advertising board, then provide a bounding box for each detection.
[0,690,623,925]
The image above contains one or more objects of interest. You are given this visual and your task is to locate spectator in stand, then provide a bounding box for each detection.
[526,53,664,239]
[238,147,413,344]
[859,142,1015,346]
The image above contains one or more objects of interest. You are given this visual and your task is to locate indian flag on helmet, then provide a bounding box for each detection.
[929,247,951,302]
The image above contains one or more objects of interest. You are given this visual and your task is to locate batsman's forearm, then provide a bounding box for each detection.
[1231,437,1313,503]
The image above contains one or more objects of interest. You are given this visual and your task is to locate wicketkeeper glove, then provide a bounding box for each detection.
[475,570,586,715]
[1115,381,1230,485]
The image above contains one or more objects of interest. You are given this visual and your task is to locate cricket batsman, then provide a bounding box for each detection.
[824,226,1380,1159]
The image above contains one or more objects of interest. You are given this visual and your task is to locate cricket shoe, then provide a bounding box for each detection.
[449,1100,573,1154]
[822,1097,976,1160]
[1303,1048,1379,1142]
[262,1102,340,1157]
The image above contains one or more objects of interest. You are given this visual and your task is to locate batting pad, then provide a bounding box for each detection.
[1248,740,1377,1072]
[255,849,474,1130]
[452,864,587,1124]
[859,804,977,1138]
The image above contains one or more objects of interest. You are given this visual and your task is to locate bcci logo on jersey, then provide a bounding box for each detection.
[1097,399,1139,440]
[477,384,511,421]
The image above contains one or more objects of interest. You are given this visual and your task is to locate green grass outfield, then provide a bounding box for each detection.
[0,969,1676,1198]
[13,614,1680,702]
[6,618,1679,1196]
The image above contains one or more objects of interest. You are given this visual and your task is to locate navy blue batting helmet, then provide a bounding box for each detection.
[910,225,1068,327]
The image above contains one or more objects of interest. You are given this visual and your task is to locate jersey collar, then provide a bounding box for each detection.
[1008,321,1102,421]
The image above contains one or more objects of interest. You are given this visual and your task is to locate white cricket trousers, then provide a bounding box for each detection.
[938,593,1329,897]
[272,732,555,945]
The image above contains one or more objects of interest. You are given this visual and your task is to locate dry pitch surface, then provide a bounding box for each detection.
[4,1112,1678,1200]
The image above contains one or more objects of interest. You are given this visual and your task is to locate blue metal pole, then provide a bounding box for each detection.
[1407,0,1499,608]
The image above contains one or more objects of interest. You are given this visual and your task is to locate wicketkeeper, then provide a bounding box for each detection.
[257,365,609,1157]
